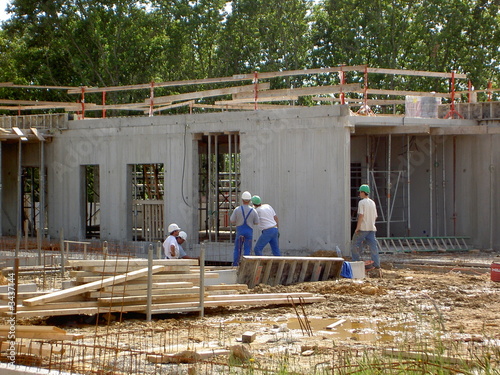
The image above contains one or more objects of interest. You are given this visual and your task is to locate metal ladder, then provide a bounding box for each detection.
[377,236,470,254]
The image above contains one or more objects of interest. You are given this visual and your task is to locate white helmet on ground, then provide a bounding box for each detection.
[168,223,181,234]
[178,231,187,240]
[241,191,251,200]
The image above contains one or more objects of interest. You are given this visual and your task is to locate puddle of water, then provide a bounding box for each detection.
[223,317,420,343]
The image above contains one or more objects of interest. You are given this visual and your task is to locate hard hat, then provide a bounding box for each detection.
[168,223,181,233]
[241,191,251,200]
[178,231,187,240]
[359,184,370,194]
[251,195,261,205]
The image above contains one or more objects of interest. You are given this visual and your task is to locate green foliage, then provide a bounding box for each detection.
[0,0,499,106]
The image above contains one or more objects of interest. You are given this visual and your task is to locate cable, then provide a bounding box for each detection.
[181,122,190,207]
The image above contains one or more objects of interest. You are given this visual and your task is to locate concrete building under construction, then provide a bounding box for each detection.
[0,66,498,260]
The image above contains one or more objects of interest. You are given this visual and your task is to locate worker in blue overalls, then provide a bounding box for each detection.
[230,191,259,266]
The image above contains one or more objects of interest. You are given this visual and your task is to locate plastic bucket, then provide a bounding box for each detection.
[491,262,500,282]
[349,261,365,279]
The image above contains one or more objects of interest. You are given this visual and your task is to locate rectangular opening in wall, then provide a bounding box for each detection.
[84,165,100,239]
[22,167,47,237]
[198,133,240,243]
[131,164,164,241]
[350,163,362,236]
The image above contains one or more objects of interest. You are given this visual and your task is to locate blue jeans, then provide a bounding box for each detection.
[351,231,380,268]
[233,225,253,266]
[254,227,281,256]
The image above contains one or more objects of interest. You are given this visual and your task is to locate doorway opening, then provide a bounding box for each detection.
[131,164,164,241]
[84,165,100,239]
[198,133,240,243]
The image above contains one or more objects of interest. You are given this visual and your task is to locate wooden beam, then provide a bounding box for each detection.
[232,83,361,100]
[367,67,467,79]
[150,83,271,105]
[23,265,168,306]
[67,259,198,267]
[30,127,45,141]
[364,88,451,98]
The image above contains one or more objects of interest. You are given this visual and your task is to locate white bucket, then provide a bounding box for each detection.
[348,261,365,279]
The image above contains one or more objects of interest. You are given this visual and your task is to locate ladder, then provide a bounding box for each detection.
[377,236,470,254]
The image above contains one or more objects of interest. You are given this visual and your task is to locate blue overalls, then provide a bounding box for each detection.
[233,206,254,266]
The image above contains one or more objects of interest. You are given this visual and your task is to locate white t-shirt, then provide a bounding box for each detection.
[255,204,277,231]
[163,235,180,259]
[357,198,377,231]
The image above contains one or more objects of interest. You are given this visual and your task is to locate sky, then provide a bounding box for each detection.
[0,0,10,21]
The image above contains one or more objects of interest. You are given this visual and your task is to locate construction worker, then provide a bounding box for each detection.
[175,231,195,259]
[251,195,281,257]
[230,191,259,266]
[351,185,381,270]
[163,223,181,259]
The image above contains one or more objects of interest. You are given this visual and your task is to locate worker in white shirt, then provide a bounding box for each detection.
[251,195,281,257]
[163,223,181,259]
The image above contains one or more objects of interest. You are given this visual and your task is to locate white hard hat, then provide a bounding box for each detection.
[168,223,181,233]
[241,191,251,200]
[178,231,187,240]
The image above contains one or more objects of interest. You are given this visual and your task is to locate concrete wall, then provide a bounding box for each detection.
[350,132,499,250]
[39,106,352,253]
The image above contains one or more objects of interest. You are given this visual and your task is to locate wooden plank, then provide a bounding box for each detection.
[1,341,64,356]
[364,88,450,98]
[4,295,326,318]
[366,67,467,79]
[151,83,270,105]
[0,325,84,340]
[286,261,298,285]
[298,260,310,283]
[100,281,193,292]
[311,261,322,282]
[273,260,286,287]
[326,319,346,330]
[23,265,167,306]
[147,349,231,363]
[84,265,190,273]
[88,287,198,298]
[231,83,361,100]
[243,256,344,261]
[261,260,274,285]
[98,292,203,305]
[75,272,218,284]
[67,259,198,267]
[322,262,333,281]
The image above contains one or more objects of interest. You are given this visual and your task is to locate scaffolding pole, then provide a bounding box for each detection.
[429,135,433,237]
[407,135,411,236]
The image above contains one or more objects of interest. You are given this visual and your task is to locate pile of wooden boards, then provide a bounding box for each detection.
[0,258,325,318]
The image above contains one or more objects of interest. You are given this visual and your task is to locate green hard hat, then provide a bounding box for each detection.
[359,184,370,194]
[251,195,261,205]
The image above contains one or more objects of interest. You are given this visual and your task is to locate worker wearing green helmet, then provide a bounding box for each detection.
[351,184,381,270]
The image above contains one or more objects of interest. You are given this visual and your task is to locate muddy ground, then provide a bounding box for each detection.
[3,251,500,373]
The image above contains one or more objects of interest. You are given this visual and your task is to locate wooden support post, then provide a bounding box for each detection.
[146,246,153,321]
[60,229,65,277]
[298,260,309,283]
[274,260,285,286]
[286,261,298,285]
[199,243,205,318]
[261,260,273,285]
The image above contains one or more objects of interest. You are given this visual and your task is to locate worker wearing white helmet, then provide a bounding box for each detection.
[163,223,181,259]
[175,231,190,259]
[230,191,259,266]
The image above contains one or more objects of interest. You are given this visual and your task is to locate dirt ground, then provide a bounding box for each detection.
[3,251,500,373]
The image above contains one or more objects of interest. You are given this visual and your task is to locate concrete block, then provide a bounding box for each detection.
[242,331,256,343]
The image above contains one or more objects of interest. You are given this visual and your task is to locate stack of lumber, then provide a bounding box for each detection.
[0,325,83,361]
[0,259,324,317]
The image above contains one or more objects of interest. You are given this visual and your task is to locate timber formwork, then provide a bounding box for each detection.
[237,256,344,288]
